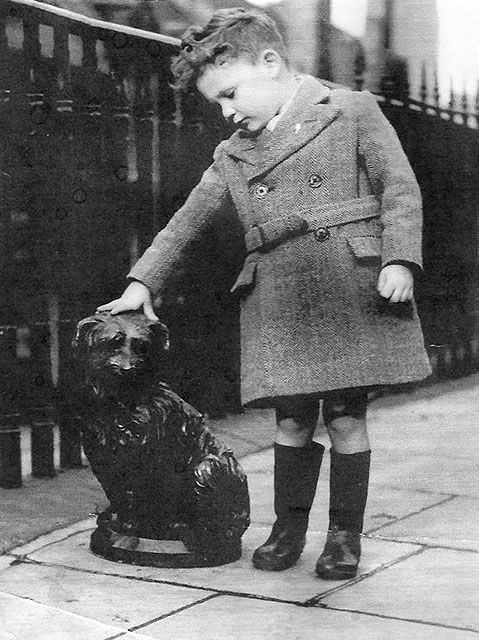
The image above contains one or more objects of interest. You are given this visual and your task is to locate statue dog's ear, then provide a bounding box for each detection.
[146,319,170,352]
[72,314,103,359]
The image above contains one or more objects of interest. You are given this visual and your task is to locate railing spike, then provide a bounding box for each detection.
[462,83,468,109]
[433,64,440,107]
[420,61,427,104]
[462,82,469,125]
[449,76,455,116]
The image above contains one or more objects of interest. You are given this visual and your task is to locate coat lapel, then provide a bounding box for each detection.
[223,77,342,181]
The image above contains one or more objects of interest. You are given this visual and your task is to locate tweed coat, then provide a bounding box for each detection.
[129,76,432,407]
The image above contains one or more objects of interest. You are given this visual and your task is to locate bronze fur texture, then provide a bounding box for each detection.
[73,311,250,567]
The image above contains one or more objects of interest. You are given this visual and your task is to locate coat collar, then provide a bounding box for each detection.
[222,76,341,180]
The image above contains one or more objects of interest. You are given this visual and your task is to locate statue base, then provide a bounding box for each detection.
[90,522,243,568]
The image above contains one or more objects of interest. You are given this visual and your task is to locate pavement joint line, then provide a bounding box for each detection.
[248,527,472,551]
[367,483,459,498]
[85,629,155,640]
[4,548,479,635]
[4,556,324,608]
[125,593,479,638]
[365,493,459,535]
[6,525,97,559]
[364,535,479,554]
[4,517,97,557]
[302,544,427,605]
[101,632,134,640]
[0,588,136,637]
[127,592,222,630]
[307,602,479,636]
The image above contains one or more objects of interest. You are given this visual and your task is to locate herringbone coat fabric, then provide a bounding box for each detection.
[129,76,432,407]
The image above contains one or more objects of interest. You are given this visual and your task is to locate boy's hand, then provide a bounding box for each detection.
[377,264,414,303]
[96,281,159,321]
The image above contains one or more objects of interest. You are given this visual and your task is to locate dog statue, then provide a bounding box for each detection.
[72,311,250,567]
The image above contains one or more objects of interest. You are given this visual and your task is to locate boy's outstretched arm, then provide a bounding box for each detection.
[97,280,159,321]
[96,148,230,319]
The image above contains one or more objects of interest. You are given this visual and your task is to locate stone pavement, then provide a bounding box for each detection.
[0,375,478,639]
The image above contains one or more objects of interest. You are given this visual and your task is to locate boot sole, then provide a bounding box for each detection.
[315,565,358,580]
[252,551,303,572]
[252,533,306,572]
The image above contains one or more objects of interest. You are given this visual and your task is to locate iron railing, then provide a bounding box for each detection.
[0,0,237,487]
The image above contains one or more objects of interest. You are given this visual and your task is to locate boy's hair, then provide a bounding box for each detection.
[171,7,289,93]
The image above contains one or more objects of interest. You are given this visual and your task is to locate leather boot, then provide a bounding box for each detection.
[316,449,371,580]
[253,441,325,571]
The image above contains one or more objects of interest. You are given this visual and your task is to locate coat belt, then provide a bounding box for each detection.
[244,195,380,255]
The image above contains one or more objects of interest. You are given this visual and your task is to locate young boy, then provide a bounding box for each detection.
[98,8,431,579]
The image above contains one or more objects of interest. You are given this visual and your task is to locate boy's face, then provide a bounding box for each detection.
[196,53,284,134]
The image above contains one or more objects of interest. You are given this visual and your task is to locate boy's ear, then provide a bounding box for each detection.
[261,49,282,76]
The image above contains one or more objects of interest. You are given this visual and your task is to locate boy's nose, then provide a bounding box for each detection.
[221,102,235,120]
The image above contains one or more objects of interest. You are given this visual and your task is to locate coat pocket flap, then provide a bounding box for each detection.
[230,256,258,293]
[347,236,382,259]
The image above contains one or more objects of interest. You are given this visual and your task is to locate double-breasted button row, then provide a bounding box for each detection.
[253,183,269,199]
[314,227,330,242]
[308,173,322,188]
[252,175,321,198]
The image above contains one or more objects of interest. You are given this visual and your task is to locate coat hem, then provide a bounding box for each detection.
[241,367,433,409]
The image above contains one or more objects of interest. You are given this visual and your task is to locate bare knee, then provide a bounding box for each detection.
[322,390,368,430]
[275,396,319,445]
[276,419,311,442]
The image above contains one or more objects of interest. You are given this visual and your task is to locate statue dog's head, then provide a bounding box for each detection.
[73,311,169,398]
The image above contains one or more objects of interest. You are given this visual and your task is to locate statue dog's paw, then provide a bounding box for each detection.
[194,455,222,491]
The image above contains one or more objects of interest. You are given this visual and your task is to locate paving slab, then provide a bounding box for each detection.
[368,451,479,496]
[20,523,420,604]
[0,591,156,640]
[128,593,479,640]
[322,547,479,633]
[372,495,479,550]
[0,562,216,630]
[366,391,479,497]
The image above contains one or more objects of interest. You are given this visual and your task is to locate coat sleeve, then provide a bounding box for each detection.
[357,91,423,269]
[127,145,231,295]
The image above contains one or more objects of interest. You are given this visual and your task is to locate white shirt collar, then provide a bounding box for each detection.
[265,74,305,132]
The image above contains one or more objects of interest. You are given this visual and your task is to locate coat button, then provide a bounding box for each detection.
[314,227,330,242]
[308,173,322,188]
[253,183,269,198]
